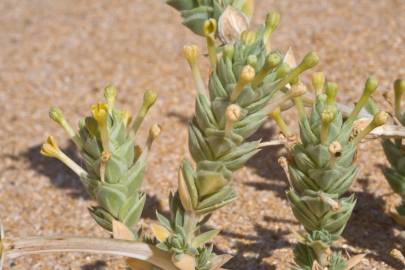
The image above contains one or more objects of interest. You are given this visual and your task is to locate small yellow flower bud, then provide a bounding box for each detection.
[326,82,338,105]
[40,136,60,158]
[239,65,256,84]
[49,107,65,125]
[311,72,325,94]
[121,109,132,127]
[347,76,379,124]
[223,44,234,59]
[145,124,161,150]
[183,44,199,66]
[394,79,405,97]
[265,12,280,32]
[299,52,319,71]
[149,124,161,140]
[230,65,255,102]
[241,30,256,45]
[320,110,335,144]
[263,11,280,45]
[225,104,241,137]
[104,85,117,110]
[371,111,388,127]
[143,90,157,110]
[321,110,334,124]
[41,136,87,177]
[364,76,378,95]
[265,52,282,69]
[226,104,241,123]
[251,52,281,89]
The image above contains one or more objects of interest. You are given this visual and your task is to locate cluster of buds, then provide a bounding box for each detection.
[42,87,160,236]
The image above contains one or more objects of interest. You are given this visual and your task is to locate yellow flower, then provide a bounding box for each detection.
[40,136,60,158]
[151,224,171,243]
[91,103,108,125]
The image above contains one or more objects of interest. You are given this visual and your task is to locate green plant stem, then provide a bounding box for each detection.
[346,95,369,124]
[191,64,206,94]
[293,96,306,120]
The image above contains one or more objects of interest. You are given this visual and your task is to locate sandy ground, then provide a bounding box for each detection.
[0,0,404,269]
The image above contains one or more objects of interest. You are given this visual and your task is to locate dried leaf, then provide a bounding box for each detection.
[344,253,366,270]
[284,47,297,68]
[172,254,196,270]
[218,6,249,44]
[209,254,232,270]
[389,207,405,226]
[127,258,154,270]
[112,219,134,240]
